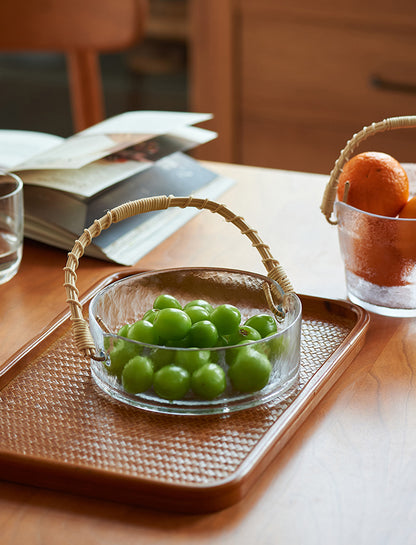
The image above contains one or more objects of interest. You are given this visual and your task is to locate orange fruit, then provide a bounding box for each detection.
[397,196,416,260]
[398,195,416,218]
[337,151,409,217]
[340,209,409,286]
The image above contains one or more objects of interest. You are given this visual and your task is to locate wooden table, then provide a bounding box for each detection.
[1,162,415,544]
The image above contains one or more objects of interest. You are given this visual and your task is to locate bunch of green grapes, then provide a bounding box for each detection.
[103,294,286,402]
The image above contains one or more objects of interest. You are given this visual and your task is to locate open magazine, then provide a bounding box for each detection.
[0,111,234,264]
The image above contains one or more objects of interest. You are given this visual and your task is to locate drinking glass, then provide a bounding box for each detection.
[336,200,416,317]
[0,172,24,284]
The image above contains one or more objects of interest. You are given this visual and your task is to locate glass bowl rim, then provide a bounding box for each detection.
[335,200,416,222]
[89,266,302,354]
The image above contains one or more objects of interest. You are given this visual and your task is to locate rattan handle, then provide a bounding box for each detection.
[64,194,294,359]
[320,115,416,224]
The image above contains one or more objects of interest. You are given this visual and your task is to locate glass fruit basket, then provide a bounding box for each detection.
[64,195,302,415]
[321,115,416,317]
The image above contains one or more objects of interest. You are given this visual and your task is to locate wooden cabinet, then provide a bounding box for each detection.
[189,0,416,173]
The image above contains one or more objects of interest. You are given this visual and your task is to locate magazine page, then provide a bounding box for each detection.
[0,130,63,171]
[79,111,212,136]
[18,126,217,198]
[14,133,154,171]
[13,111,212,171]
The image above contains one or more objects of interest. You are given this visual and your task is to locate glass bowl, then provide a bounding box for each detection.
[336,201,416,317]
[88,267,302,415]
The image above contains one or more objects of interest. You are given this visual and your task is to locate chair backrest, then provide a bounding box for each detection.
[0,0,149,132]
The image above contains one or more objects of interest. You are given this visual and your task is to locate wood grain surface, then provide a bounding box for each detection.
[0,161,415,544]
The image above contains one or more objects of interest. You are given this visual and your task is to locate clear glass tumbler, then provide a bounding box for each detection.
[0,172,24,284]
[336,200,416,316]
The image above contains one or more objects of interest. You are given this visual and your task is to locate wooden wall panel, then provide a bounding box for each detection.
[190,0,416,173]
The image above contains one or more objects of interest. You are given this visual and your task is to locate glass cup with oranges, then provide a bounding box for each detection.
[323,138,416,316]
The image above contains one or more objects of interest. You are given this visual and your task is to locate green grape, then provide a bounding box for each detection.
[224,341,252,366]
[225,326,262,365]
[143,308,158,323]
[106,340,141,379]
[153,294,182,310]
[149,347,175,370]
[216,335,229,348]
[208,336,228,363]
[175,349,211,374]
[209,349,219,363]
[104,323,130,351]
[121,355,154,394]
[228,347,272,393]
[127,319,159,345]
[103,337,110,351]
[165,334,191,348]
[118,323,130,338]
[153,308,192,341]
[153,365,191,400]
[184,299,213,314]
[227,325,262,345]
[244,313,278,338]
[267,334,289,359]
[210,304,241,335]
[249,336,287,361]
[184,305,210,324]
[191,363,226,400]
[189,320,219,348]
[102,293,285,402]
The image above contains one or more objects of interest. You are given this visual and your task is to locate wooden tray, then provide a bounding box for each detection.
[0,271,370,513]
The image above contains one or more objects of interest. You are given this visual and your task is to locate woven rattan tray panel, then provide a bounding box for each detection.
[0,273,369,513]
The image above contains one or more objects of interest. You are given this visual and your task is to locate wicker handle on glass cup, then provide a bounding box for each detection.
[64,194,294,360]
[320,115,416,225]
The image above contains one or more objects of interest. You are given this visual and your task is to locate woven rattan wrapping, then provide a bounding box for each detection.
[0,294,363,514]
[64,196,294,359]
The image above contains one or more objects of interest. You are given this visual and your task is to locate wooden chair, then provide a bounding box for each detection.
[0,0,149,132]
